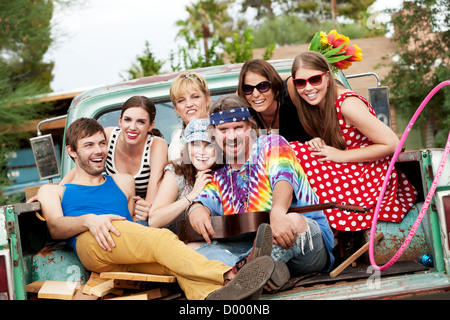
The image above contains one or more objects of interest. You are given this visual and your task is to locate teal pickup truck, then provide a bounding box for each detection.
[1,60,449,300]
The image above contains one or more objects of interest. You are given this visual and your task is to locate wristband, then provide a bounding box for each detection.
[184,195,192,204]
[188,203,204,216]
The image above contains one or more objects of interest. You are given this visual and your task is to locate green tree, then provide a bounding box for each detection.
[252,14,315,48]
[223,28,254,64]
[384,0,449,148]
[170,31,224,71]
[0,0,56,203]
[176,0,232,65]
[240,0,377,29]
[121,41,164,80]
[0,0,54,92]
[223,27,275,63]
[241,0,275,19]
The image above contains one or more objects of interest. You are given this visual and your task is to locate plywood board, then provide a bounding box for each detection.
[26,281,45,293]
[82,272,111,295]
[73,285,100,300]
[38,281,78,300]
[105,288,171,300]
[89,279,115,297]
[100,272,176,283]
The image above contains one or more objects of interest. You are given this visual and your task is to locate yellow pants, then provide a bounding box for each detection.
[76,220,230,300]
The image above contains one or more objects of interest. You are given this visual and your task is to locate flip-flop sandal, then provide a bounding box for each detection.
[206,256,275,300]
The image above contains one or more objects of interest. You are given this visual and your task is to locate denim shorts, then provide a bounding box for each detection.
[195,216,329,275]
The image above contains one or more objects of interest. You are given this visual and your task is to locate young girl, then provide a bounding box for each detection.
[149,118,219,233]
[289,51,417,231]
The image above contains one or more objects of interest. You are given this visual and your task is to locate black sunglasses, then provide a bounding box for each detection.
[242,81,271,95]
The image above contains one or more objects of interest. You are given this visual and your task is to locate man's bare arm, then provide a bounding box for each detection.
[270,180,297,249]
[37,184,125,251]
[188,204,214,244]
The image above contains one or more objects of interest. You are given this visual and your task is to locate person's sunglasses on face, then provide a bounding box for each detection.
[242,81,271,95]
[292,71,327,89]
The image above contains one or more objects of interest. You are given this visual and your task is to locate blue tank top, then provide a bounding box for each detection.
[61,175,133,253]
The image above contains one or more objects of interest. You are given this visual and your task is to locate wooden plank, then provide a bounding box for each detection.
[330,232,384,278]
[26,281,45,293]
[82,272,110,295]
[105,288,171,300]
[38,281,78,300]
[89,279,115,298]
[72,285,99,300]
[113,279,148,290]
[100,272,176,283]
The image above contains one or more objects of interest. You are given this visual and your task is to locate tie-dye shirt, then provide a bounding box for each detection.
[195,135,334,258]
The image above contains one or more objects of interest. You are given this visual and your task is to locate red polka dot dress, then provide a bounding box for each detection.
[290,92,417,231]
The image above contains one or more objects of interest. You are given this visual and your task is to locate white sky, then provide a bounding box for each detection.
[45,0,403,93]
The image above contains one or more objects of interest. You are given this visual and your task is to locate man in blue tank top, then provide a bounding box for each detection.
[37,117,276,300]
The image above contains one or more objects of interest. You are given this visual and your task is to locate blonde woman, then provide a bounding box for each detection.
[168,72,211,161]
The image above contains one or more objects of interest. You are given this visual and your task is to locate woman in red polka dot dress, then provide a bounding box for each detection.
[289,51,417,231]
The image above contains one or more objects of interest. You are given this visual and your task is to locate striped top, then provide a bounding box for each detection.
[105,127,153,198]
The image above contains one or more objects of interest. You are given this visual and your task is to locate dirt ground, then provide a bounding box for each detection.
[253,36,396,99]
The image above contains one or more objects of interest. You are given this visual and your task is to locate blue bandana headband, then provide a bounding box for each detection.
[209,107,251,125]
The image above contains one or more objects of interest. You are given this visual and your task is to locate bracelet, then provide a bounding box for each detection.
[184,195,192,204]
[187,203,204,217]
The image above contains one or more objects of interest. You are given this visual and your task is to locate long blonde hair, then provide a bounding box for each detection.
[291,51,347,150]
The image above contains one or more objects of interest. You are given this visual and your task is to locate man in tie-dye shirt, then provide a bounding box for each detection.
[189,95,334,275]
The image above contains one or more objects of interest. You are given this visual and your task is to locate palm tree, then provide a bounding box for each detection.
[121,41,163,80]
[176,0,232,64]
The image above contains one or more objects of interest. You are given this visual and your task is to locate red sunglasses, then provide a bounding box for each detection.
[292,71,327,89]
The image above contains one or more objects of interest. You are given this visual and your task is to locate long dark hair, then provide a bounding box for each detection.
[291,51,347,150]
[121,95,162,138]
[237,59,283,106]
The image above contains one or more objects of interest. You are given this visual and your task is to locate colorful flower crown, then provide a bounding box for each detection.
[308,30,362,73]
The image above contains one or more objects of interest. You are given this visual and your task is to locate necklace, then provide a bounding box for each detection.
[257,102,280,135]
[227,162,252,213]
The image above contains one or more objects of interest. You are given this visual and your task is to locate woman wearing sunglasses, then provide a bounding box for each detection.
[237,59,312,142]
[289,51,417,232]
[168,72,211,160]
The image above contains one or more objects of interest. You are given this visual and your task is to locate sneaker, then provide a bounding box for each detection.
[206,256,275,300]
[267,261,290,291]
[232,223,273,274]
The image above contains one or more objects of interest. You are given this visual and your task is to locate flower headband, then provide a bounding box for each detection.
[210,107,251,125]
[308,30,362,73]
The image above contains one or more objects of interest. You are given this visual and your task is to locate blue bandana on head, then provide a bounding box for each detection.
[209,107,252,125]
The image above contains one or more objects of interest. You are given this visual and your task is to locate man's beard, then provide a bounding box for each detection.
[223,137,249,166]
[77,153,105,176]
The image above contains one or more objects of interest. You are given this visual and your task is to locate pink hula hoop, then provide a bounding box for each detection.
[369,80,450,271]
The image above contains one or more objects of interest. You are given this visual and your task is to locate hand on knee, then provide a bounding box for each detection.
[287,213,307,234]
